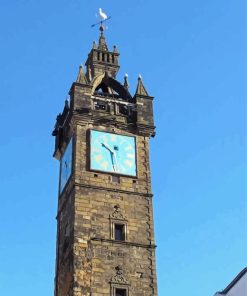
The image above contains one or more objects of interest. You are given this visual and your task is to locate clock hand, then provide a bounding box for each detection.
[102,143,116,171]
[112,151,119,172]
[110,152,116,172]
[101,142,113,153]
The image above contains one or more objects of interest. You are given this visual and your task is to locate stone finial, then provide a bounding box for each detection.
[113,45,118,53]
[135,75,149,96]
[93,41,97,49]
[124,73,129,89]
[98,34,108,51]
[76,64,88,84]
[65,97,70,109]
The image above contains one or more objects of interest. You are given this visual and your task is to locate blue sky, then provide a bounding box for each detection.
[0,0,246,295]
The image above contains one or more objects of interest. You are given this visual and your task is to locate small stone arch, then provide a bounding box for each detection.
[91,72,133,101]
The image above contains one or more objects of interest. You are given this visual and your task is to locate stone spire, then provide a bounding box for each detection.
[76,64,88,84]
[135,75,149,96]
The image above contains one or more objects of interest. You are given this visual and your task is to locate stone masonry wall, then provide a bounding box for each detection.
[69,123,157,295]
[73,188,157,296]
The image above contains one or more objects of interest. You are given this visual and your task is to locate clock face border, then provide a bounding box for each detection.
[59,138,73,194]
[89,129,137,177]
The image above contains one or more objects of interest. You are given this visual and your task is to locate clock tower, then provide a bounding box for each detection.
[52,28,157,296]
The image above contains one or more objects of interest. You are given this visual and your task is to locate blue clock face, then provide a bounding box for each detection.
[60,139,73,193]
[90,130,137,176]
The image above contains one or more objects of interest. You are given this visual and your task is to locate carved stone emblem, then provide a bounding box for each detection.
[110,265,128,284]
[110,204,126,220]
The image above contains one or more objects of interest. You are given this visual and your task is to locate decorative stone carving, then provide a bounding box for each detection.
[110,204,126,220]
[110,265,128,284]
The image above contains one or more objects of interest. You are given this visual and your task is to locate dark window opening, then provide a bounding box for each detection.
[115,288,127,296]
[119,105,129,116]
[107,54,110,62]
[94,101,108,111]
[115,224,125,241]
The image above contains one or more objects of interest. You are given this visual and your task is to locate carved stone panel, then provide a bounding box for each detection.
[110,265,129,285]
[110,204,127,220]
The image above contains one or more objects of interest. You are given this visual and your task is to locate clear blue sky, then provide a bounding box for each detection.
[0,1,246,295]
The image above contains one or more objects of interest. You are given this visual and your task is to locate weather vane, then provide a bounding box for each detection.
[91,8,111,34]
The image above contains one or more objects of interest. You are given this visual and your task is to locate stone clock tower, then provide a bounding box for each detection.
[52,29,157,296]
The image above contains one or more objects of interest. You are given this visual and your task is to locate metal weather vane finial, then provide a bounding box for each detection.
[91,8,111,35]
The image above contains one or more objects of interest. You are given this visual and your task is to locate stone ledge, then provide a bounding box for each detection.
[75,182,153,197]
[91,237,156,249]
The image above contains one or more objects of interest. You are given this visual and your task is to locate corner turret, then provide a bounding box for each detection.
[134,75,155,136]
